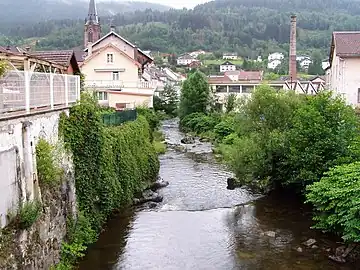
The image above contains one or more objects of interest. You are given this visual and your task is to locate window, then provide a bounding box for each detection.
[107,53,113,63]
[97,92,108,101]
[88,30,93,43]
[112,72,119,81]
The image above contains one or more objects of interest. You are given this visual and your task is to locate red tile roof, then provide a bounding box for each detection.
[333,32,360,57]
[30,50,75,66]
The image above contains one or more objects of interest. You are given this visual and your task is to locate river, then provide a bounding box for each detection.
[78,119,355,270]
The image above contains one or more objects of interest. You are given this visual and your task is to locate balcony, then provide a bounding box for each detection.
[84,80,156,90]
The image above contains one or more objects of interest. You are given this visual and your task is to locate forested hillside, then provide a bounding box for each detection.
[2,0,360,58]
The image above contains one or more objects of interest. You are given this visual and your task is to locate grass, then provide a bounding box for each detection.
[153,130,166,155]
[204,58,243,66]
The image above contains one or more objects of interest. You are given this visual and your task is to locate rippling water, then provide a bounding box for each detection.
[78,119,355,270]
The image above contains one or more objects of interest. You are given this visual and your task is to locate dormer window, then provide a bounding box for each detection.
[107,53,113,63]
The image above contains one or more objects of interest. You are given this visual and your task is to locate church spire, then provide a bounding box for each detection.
[86,0,99,25]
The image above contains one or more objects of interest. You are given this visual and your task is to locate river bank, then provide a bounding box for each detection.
[78,119,357,270]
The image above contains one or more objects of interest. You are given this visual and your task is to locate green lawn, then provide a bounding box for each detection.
[204,58,243,65]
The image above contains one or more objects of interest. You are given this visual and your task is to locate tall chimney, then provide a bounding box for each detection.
[289,15,297,83]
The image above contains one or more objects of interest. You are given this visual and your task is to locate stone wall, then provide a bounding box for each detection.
[0,109,77,269]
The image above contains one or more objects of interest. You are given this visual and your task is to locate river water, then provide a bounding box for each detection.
[79,119,355,270]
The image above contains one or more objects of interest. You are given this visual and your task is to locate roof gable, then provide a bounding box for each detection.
[84,31,135,52]
[221,61,234,66]
[81,43,141,67]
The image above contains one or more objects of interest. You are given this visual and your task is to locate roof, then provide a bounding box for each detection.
[221,61,234,66]
[81,43,141,67]
[178,54,194,60]
[31,50,74,66]
[223,70,263,81]
[0,46,26,54]
[223,52,237,55]
[329,32,360,67]
[83,30,153,61]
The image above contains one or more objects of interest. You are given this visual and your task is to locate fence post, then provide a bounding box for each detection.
[50,73,54,109]
[24,71,30,113]
[64,75,69,106]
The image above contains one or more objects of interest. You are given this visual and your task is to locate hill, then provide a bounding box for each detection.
[0,0,170,23]
[2,0,360,59]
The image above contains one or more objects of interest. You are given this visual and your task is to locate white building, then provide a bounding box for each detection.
[177,54,197,66]
[299,58,312,69]
[322,60,330,70]
[326,31,360,106]
[268,52,284,62]
[223,52,238,60]
[267,59,282,69]
[220,61,236,72]
[189,50,206,58]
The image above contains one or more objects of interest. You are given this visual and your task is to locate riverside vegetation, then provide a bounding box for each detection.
[177,70,360,255]
[52,93,160,269]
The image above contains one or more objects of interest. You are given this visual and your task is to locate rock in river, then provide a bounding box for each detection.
[227,177,236,190]
[150,178,169,191]
[181,135,195,144]
[302,238,317,247]
[133,190,163,205]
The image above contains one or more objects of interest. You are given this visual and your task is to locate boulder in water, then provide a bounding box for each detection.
[227,177,237,190]
[181,135,195,144]
[302,238,317,247]
[150,179,169,191]
[134,190,163,205]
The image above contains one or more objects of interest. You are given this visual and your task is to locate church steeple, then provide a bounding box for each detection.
[84,0,101,47]
[86,0,99,25]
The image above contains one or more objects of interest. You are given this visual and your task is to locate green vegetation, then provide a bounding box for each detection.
[153,130,166,155]
[56,93,160,268]
[179,71,211,119]
[154,84,179,117]
[204,59,243,65]
[36,139,62,187]
[17,201,42,230]
[179,77,360,244]
[3,0,357,59]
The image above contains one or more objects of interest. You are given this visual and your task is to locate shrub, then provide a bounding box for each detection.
[17,201,41,229]
[213,117,235,141]
[136,107,160,133]
[36,139,62,187]
[306,162,360,242]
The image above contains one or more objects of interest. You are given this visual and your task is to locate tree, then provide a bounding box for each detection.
[308,52,325,75]
[0,61,8,77]
[161,84,178,116]
[154,56,164,66]
[225,93,237,113]
[179,70,210,118]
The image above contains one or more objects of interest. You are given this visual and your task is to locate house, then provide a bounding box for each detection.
[268,52,284,62]
[80,0,155,109]
[220,61,236,72]
[296,55,310,62]
[176,54,197,66]
[189,60,202,69]
[326,31,360,106]
[267,59,282,69]
[256,56,262,62]
[30,50,80,74]
[322,59,330,70]
[299,57,312,69]
[223,52,238,60]
[189,50,206,58]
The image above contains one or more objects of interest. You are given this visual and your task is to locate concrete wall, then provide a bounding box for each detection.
[0,109,77,269]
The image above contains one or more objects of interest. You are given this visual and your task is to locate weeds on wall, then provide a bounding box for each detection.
[56,93,160,268]
[17,201,42,230]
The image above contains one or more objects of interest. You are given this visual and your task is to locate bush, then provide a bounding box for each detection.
[136,107,160,133]
[306,162,360,242]
[213,117,235,141]
[17,201,41,229]
[180,112,220,134]
[36,139,62,187]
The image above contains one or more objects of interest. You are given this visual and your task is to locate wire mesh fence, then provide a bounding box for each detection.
[102,109,137,126]
[0,70,80,115]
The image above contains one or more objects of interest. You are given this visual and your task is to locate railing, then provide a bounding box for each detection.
[101,109,137,126]
[0,70,81,115]
[85,80,156,89]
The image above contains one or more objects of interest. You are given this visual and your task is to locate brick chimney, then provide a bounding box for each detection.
[289,15,297,83]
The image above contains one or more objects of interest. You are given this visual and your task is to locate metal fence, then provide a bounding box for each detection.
[102,109,137,126]
[0,70,81,115]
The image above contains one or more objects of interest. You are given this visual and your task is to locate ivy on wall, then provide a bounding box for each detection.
[59,93,160,230]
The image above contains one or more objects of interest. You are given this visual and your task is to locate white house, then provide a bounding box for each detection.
[299,58,312,69]
[189,50,206,58]
[220,61,236,72]
[322,60,330,70]
[177,54,197,66]
[223,52,238,60]
[267,59,282,69]
[268,52,284,62]
[326,31,360,106]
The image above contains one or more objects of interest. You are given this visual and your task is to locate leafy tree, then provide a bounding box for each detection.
[308,51,325,75]
[160,84,178,116]
[306,161,360,242]
[154,56,164,66]
[225,93,237,113]
[0,61,8,76]
[179,70,210,118]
